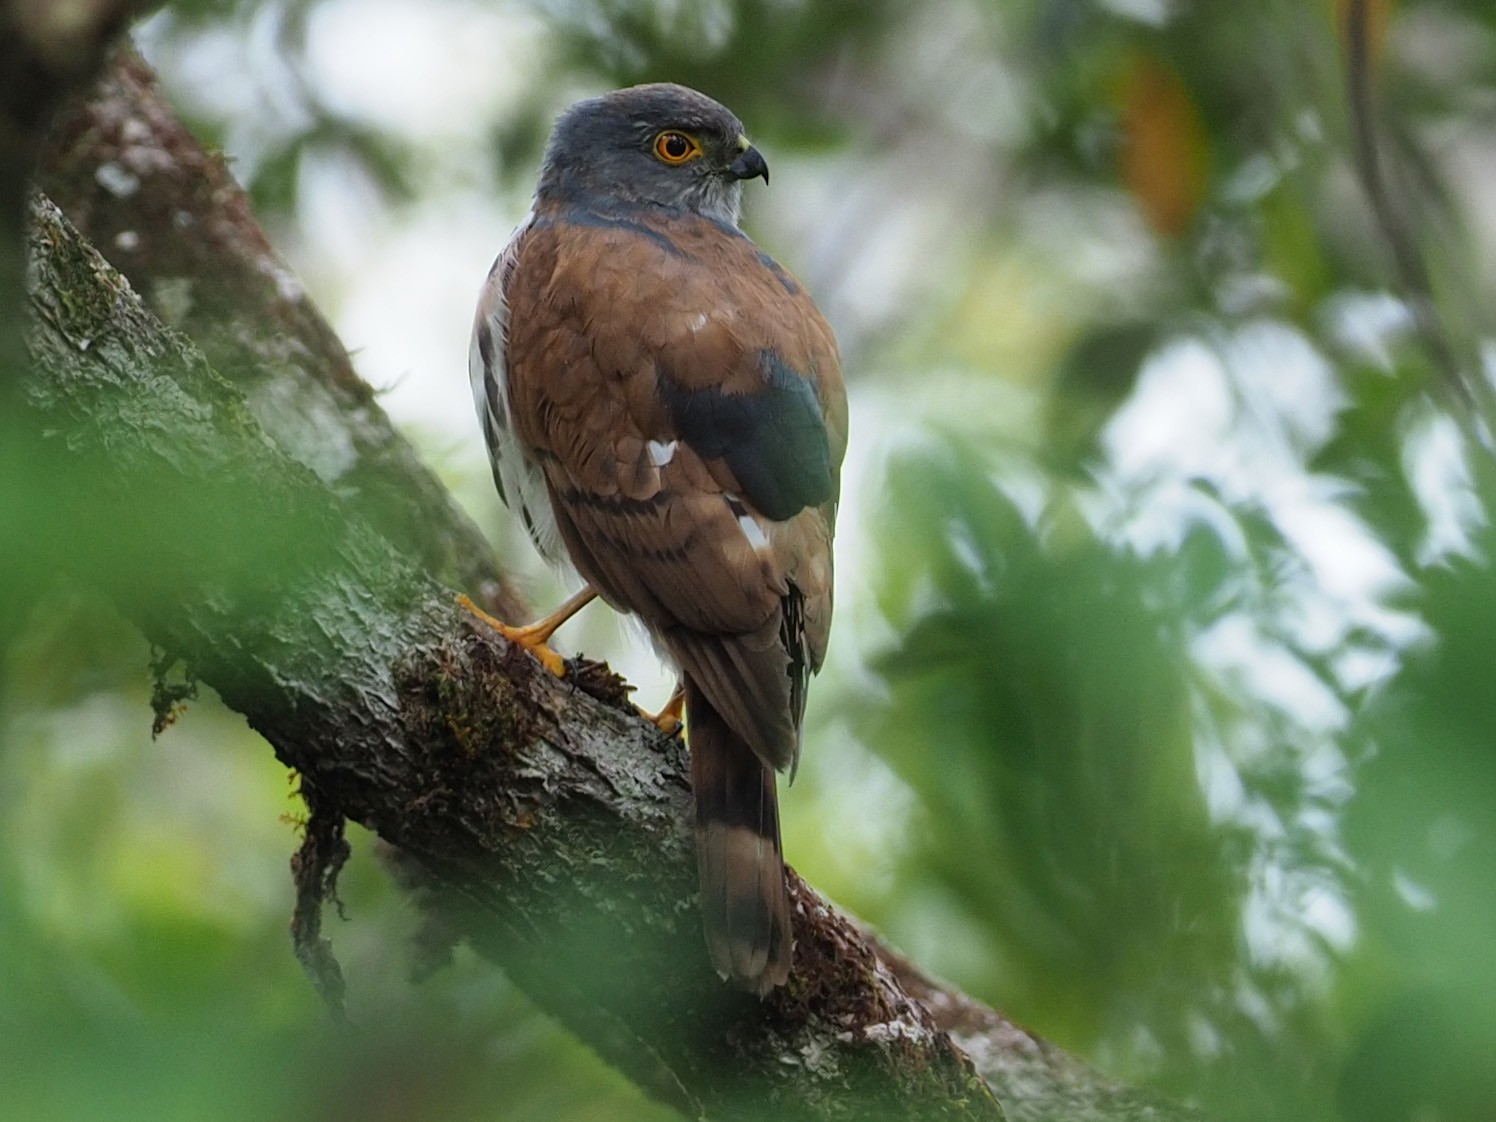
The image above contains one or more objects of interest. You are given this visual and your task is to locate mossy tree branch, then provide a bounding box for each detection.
[0,0,148,644]
[37,43,523,620]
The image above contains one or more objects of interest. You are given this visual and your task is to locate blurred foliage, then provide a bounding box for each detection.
[137,0,419,216]
[841,2,1496,1121]
[0,596,675,1122]
[865,445,1239,1048]
[9,1,1496,1121]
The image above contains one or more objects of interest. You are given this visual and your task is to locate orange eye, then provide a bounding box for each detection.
[653,130,702,165]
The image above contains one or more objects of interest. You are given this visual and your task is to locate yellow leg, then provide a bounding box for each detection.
[458,586,598,678]
[639,681,685,736]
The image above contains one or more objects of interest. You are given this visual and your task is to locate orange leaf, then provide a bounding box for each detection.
[1116,55,1210,238]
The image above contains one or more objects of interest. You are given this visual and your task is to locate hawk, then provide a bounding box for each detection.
[466,83,846,996]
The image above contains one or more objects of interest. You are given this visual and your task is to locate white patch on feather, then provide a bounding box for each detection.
[647,439,678,466]
[737,513,769,550]
[688,312,709,333]
[723,491,770,551]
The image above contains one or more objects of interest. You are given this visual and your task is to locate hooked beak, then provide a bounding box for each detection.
[727,142,769,186]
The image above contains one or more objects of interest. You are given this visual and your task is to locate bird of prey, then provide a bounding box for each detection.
[465,83,846,996]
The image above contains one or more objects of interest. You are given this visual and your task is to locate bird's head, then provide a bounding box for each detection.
[536,83,770,227]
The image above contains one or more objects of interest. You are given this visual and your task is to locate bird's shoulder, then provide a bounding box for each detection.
[506,201,845,468]
[518,204,833,364]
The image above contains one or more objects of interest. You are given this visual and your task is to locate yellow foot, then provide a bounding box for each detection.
[457,593,569,678]
[639,683,685,737]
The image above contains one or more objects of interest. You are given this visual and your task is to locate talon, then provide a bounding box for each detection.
[639,681,685,736]
[457,587,597,679]
[531,642,568,678]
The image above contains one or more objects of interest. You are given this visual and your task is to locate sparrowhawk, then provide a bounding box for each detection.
[466,83,846,996]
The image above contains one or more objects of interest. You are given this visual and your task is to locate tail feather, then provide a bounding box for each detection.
[686,676,792,995]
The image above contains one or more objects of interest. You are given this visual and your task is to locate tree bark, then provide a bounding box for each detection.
[36,43,523,621]
[0,0,147,646]
[8,31,1207,1122]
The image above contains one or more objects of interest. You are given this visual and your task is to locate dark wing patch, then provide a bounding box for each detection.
[661,349,834,522]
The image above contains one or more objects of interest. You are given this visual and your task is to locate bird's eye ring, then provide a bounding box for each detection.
[653,130,702,165]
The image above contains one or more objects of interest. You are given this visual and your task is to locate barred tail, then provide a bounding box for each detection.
[686,675,792,996]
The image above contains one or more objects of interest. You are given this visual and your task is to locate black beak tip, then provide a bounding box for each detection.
[729,146,770,186]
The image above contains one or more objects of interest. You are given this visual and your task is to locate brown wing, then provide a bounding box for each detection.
[504,202,846,773]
